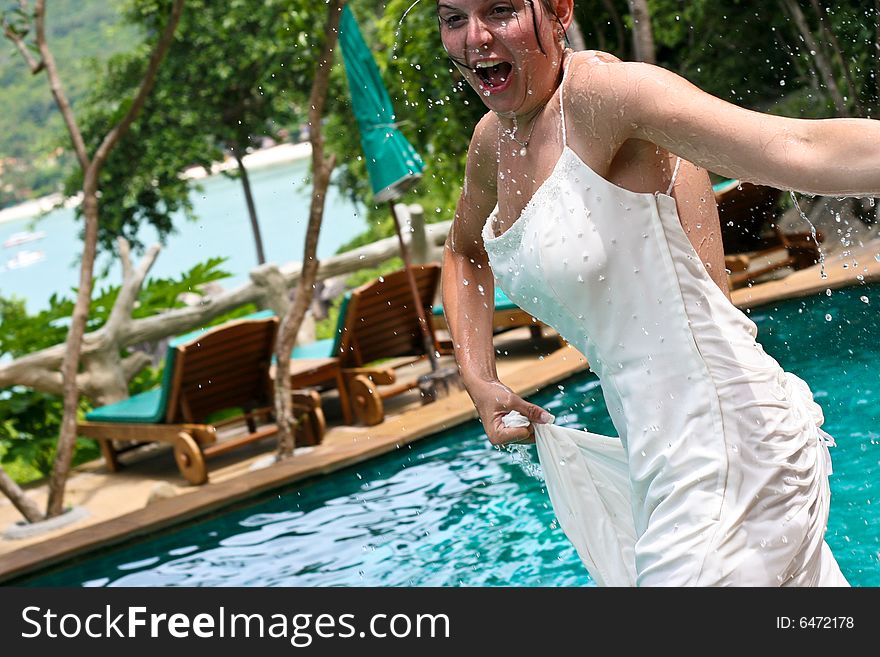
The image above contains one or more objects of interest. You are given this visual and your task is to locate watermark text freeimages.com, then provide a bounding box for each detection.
[21,605,450,646]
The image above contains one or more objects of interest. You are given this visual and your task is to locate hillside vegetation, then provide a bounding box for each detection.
[0,1,137,207]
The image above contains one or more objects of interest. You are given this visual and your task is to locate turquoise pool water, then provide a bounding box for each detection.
[18,284,880,586]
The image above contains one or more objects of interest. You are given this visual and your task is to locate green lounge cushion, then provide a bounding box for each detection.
[85,309,277,424]
[85,388,164,423]
[291,338,336,359]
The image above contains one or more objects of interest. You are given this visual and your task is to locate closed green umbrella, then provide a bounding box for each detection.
[340,5,450,379]
[339,5,424,202]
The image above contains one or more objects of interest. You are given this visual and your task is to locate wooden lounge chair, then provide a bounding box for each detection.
[78,311,326,485]
[292,264,447,426]
[715,180,824,289]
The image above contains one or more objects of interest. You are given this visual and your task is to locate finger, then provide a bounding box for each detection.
[518,402,555,425]
[489,424,534,446]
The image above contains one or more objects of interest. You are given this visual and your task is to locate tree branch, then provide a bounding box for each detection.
[91,0,186,170]
[0,467,44,523]
[103,240,161,337]
[2,19,44,73]
[0,221,452,398]
[779,0,848,116]
[33,0,88,169]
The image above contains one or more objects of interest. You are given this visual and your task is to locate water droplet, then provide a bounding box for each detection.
[825,313,833,322]
[860,295,869,304]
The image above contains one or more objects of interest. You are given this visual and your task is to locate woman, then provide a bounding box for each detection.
[438,0,876,586]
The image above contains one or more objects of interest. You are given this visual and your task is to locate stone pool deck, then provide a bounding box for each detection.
[2,240,880,583]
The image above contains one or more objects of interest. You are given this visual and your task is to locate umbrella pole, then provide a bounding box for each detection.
[389,201,438,373]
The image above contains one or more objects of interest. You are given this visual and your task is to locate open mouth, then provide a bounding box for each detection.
[474,61,513,91]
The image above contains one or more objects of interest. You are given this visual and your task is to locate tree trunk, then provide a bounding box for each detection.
[780,0,848,116]
[626,0,655,64]
[600,0,626,58]
[45,179,100,517]
[274,0,345,459]
[233,149,267,265]
[0,466,44,523]
[808,0,862,114]
[25,0,186,520]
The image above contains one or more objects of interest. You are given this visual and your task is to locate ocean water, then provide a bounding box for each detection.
[0,158,367,311]
[17,283,880,587]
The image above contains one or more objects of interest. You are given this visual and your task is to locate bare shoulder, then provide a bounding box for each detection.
[565,49,632,94]
[580,49,622,65]
[563,51,672,138]
[465,111,499,193]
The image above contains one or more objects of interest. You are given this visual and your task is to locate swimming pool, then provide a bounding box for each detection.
[17,283,880,586]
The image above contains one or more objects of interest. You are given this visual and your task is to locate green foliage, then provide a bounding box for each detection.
[0,256,236,484]
[325,0,485,241]
[0,389,96,485]
[0,0,137,207]
[61,0,337,254]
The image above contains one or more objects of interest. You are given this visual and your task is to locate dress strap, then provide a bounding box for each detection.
[559,54,573,148]
[666,157,682,196]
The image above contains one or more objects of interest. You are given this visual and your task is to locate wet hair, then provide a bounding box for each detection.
[439,0,568,71]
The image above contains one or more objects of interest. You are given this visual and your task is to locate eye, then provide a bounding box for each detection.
[491,3,515,17]
[440,13,465,28]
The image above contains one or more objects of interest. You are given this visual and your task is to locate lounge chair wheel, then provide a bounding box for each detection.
[349,374,384,426]
[174,432,207,485]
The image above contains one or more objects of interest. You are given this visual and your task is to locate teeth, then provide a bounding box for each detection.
[475,60,503,69]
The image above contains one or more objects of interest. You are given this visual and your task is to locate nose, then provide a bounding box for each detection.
[465,16,492,53]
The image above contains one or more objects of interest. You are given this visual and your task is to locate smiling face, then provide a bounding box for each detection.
[437,0,570,118]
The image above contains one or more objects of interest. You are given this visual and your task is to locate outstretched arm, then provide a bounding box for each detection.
[603,62,880,197]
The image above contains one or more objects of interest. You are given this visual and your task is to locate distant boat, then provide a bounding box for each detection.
[4,249,46,271]
[3,230,47,249]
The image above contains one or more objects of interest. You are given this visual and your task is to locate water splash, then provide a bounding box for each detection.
[392,0,426,60]
[789,191,827,279]
[504,443,545,481]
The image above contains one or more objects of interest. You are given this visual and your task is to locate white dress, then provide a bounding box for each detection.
[481,64,848,587]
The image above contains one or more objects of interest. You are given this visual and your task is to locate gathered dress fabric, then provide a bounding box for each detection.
[481,62,848,587]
